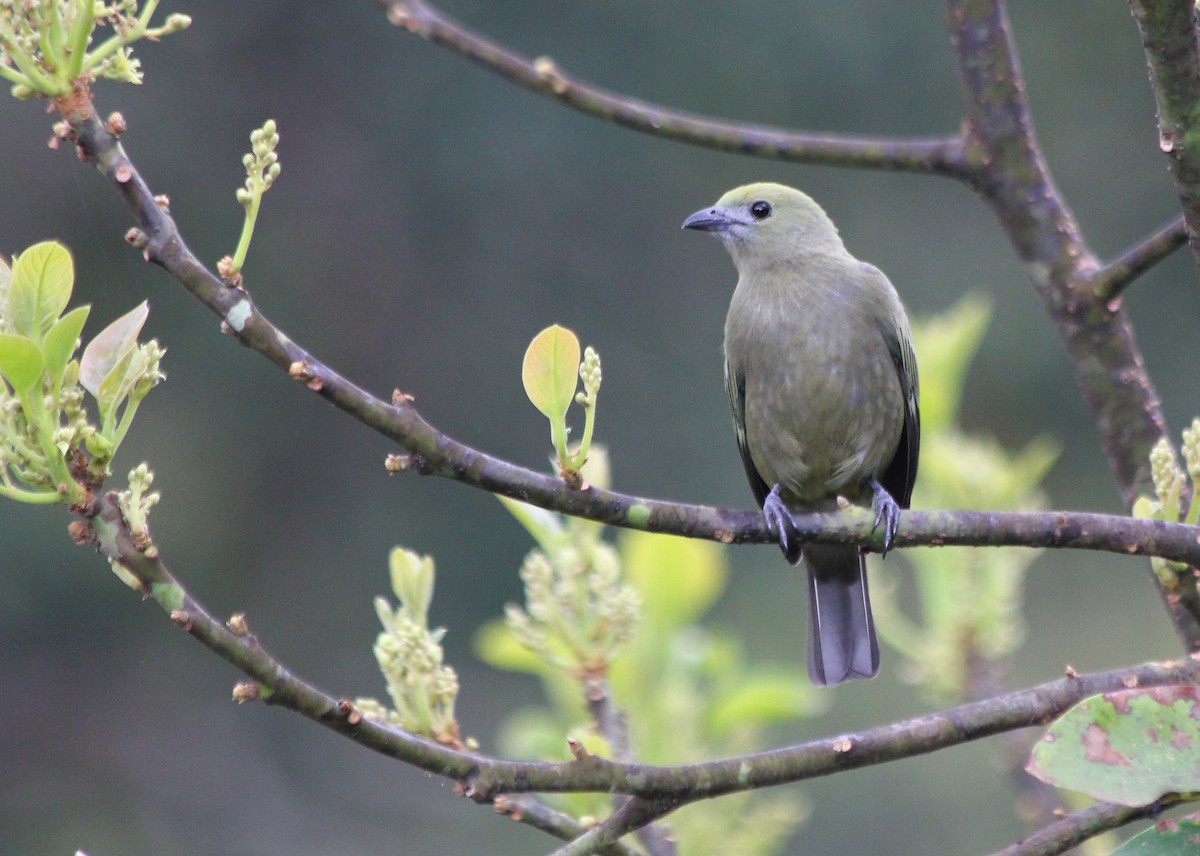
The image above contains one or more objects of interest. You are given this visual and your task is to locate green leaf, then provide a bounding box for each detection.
[1027,686,1200,806]
[621,529,726,628]
[80,300,148,398]
[909,293,991,434]
[522,324,580,422]
[41,305,90,384]
[95,344,143,425]
[9,241,73,338]
[0,252,11,311]
[705,668,822,737]
[0,333,45,392]
[497,494,565,555]
[1110,815,1200,854]
[473,618,548,675]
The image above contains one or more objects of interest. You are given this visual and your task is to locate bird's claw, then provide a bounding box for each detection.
[763,484,803,564]
[868,477,901,556]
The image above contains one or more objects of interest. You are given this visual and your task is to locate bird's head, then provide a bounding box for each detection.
[682,182,845,269]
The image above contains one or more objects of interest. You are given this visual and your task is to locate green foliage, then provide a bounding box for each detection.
[1109,814,1200,854]
[476,450,820,855]
[874,295,1059,699]
[355,547,462,746]
[1132,421,1200,592]
[521,324,601,479]
[495,450,640,677]
[0,0,190,99]
[227,119,281,275]
[1027,686,1200,806]
[0,241,163,504]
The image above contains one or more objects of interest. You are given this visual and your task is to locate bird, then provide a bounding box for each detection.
[683,182,919,686]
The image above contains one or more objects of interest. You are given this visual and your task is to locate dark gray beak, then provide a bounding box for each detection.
[682,207,731,232]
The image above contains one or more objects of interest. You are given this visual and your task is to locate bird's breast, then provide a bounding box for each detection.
[724,273,904,506]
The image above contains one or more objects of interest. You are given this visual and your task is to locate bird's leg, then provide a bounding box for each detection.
[866,477,901,556]
[763,483,804,564]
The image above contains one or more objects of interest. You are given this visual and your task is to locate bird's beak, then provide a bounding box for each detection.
[682,206,733,232]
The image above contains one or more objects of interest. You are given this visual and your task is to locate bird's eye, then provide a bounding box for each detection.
[750,200,772,220]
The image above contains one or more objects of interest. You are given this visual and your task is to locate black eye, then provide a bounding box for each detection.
[750,200,772,220]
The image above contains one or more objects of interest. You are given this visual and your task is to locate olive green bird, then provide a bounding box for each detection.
[683,182,919,686]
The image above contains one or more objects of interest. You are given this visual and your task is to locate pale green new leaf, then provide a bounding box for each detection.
[0,253,10,314]
[79,301,149,398]
[41,305,90,384]
[9,241,73,338]
[522,324,580,422]
[95,345,143,425]
[621,529,725,628]
[0,333,45,392]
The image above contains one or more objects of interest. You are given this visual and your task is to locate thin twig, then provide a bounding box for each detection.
[377,0,968,178]
[1128,1,1200,272]
[585,678,677,856]
[77,494,1200,805]
[546,798,680,856]
[58,105,1200,570]
[1092,215,1189,301]
[85,492,639,852]
[987,795,1191,856]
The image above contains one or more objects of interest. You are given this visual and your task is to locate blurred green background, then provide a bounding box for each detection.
[1,2,1195,853]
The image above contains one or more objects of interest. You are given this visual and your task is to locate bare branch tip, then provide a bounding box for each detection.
[567,736,590,760]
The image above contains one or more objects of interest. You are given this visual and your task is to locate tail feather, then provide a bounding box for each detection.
[803,544,879,686]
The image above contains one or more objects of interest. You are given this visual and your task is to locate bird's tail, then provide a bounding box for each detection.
[803,543,879,686]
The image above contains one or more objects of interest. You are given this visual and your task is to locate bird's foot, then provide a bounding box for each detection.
[867,477,901,556]
[763,484,803,564]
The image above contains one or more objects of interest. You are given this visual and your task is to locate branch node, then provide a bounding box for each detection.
[533,55,568,94]
[832,738,854,754]
[105,112,127,135]
[124,228,149,250]
[386,1,420,32]
[567,735,590,760]
[336,698,362,725]
[170,609,194,631]
[227,612,249,637]
[385,452,412,474]
[67,520,94,545]
[288,360,325,391]
[232,681,260,704]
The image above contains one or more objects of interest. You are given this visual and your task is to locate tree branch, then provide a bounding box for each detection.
[1092,215,1189,301]
[76,491,1200,806]
[546,797,679,856]
[988,795,1192,856]
[373,0,1198,646]
[58,104,1200,572]
[943,0,1199,647]
[1128,0,1200,272]
[375,0,968,177]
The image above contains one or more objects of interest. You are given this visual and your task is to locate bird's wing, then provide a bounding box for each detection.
[725,360,771,508]
[879,325,920,508]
